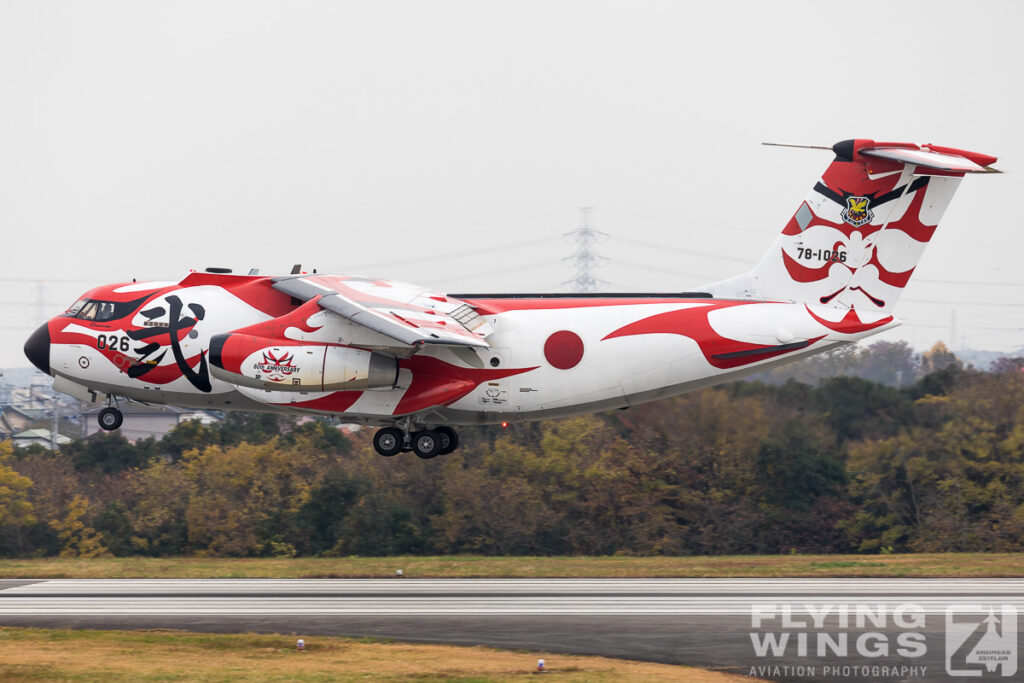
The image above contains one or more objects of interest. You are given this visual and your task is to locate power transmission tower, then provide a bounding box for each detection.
[563,207,607,292]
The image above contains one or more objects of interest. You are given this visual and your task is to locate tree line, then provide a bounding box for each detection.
[1,342,1022,557]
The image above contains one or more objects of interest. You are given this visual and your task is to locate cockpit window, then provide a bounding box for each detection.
[66,299,87,316]
[96,302,118,320]
[63,296,149,322]
[78,302,99,320]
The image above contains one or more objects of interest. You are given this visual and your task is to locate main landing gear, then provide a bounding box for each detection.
[373,425,460,459]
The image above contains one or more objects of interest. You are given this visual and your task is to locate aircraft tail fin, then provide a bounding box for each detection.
[703,139,997,312]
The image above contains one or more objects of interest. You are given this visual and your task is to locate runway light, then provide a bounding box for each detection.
[537,658,545,672]
[297,638,305,651]
[395,569,404,577]
[501,421,509,428]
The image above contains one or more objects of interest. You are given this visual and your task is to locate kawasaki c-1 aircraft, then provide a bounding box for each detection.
[25,139,996,458]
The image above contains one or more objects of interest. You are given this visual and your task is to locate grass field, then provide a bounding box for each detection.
[0,553,1020,579]
[0,628,749,682]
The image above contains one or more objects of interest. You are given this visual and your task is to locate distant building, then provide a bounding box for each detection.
[80,404,220,443]
[11,428,72,449]
[0,406,37,439]
[8,386,53,413]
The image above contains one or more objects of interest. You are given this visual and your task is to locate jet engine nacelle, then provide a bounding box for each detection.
[209,333,397,392]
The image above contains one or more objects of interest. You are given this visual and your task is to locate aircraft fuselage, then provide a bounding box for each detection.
[27,271,894,428]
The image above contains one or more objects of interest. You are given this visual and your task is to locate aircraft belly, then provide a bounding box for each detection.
[50,368,273,412]
[613,335,705,397]
[444,301,857,423]
[53,337,247,399]
[440,340,844,425]
[491,334,704,416]
[447,303,701,415]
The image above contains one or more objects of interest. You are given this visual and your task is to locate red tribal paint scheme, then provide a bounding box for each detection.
[603,301,825,370]
[26,138,996,458]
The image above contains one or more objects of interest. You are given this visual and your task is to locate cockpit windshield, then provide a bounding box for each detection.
[66,299,87,316]
[64,297,143,322]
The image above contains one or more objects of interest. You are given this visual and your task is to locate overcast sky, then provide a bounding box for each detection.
[1,1,1022,368]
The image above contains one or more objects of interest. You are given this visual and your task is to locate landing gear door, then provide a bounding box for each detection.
[477,347,516,413]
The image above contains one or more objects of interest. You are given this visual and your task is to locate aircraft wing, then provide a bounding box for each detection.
[271,274,491,348]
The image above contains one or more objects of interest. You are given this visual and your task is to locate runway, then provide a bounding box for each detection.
[2,578,1022,681]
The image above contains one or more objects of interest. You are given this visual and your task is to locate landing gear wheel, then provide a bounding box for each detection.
[412,430,441,459]
[373,427,404,457]
[436,426,459,455]
[97,407,123,431]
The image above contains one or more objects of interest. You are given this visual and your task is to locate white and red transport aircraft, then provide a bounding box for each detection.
[25,139,997,458]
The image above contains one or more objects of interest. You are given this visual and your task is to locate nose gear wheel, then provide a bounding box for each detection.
[97,406,123,431]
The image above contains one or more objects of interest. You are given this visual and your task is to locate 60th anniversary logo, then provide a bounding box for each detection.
[746,603,1017,679]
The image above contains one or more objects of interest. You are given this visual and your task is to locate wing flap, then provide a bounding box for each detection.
[272,275,490,348]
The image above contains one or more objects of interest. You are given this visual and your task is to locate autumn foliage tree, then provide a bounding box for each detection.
[1,347,1022,558]
[0,441,35,553]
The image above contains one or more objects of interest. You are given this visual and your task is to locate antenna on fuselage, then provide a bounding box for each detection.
[290,264,302,275]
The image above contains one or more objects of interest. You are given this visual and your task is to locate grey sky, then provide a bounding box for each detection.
[2,1,1022,368]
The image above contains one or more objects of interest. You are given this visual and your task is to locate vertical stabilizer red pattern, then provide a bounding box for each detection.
[704,139,995,312]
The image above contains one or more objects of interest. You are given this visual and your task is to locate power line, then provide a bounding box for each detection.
[913,277,1024,287]
[341,236,560,273]
[909,322,1023,331]
[902,299,1024,307]
[423,260,554,286]
[613,259,717,282]
[606,234,756,265]
[0,277,97,283]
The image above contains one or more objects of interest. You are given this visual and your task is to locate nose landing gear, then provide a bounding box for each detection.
[97,396,124,432]
[97,406,123,431]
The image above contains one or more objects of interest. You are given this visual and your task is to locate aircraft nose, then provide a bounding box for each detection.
[24,323,51,376]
